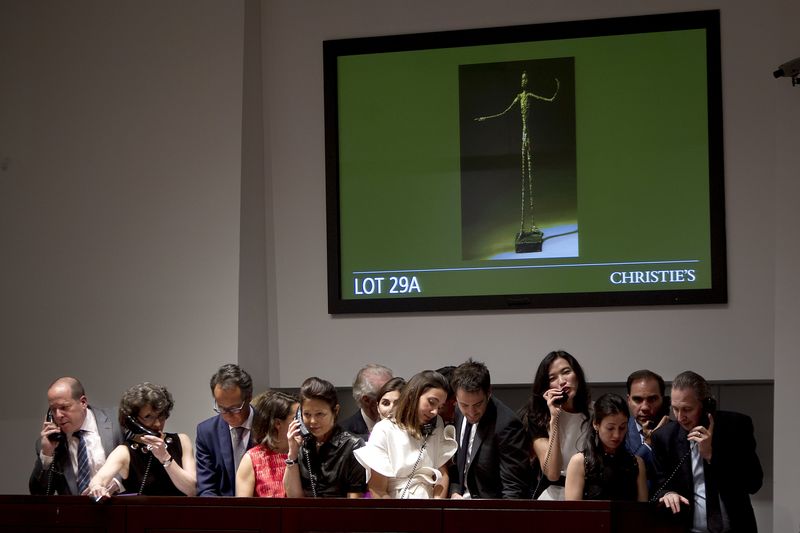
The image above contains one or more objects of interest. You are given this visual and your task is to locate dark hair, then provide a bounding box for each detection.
[210,364,253,401]
[118,382,174,427]
[451,358,491,394]
[670,370,711,401]
[377,377,406,404]
[435,366,456,384]
[394,370,450,440]
[519,350,591,439]
[626,369,665,396]
[251,390,299,450]
[583,393,630,479]
[299,377,340,420]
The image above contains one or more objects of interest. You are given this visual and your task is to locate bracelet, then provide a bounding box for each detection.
[162,457,173,468]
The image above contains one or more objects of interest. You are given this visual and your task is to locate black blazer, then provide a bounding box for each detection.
[340,410,370,440]
[651,411,763,532]
[451,396,532,499]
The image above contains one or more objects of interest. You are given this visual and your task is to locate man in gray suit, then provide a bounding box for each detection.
[30,377,124,495]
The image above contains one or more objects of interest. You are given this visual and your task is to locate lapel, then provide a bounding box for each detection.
[216,415,236,480]
[60,437,78,494]
[92,407,114,457]
[626,418,642,454]
[675,426,693,489]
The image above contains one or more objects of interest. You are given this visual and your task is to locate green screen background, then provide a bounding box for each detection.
[336,29,712,299]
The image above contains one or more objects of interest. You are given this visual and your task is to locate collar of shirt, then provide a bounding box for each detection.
[228,406,255,432]
[361,409,377,433]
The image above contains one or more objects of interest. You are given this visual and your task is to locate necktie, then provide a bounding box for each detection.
[459,421,473,477]
[232,426,247,471]
[703,460,724,533]
[76,430,91,494]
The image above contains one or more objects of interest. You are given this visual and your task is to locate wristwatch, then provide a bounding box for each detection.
[162,457,173,468]
[284,457,298,466]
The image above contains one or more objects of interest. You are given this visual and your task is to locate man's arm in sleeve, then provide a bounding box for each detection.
[194,425,221,496]
[498,419,533,499]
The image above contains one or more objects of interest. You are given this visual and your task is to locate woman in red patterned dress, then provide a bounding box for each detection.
[236,390,299,497]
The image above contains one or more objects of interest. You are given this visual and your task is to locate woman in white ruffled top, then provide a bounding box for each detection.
[354,370,457,498]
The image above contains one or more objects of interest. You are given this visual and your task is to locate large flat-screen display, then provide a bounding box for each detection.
[324,10,726,314]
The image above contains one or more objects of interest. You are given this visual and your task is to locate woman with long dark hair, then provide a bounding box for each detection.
[519,350,591,500]
[354,370,457,498]
[565,393,647,501]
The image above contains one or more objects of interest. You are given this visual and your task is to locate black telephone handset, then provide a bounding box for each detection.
[294,407,312,442]
[699,396,717,428]
[552,390,569,406]
[124,415,159,443]
[45,409,65,444]
[420,420,436,437]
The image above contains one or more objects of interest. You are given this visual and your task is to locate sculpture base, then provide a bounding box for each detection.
[515,229,544,253]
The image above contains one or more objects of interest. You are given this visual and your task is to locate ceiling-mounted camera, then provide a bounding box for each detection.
[773,57,800,86]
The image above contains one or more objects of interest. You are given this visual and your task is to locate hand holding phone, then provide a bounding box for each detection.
[294,407,311,442]
[552,390,569,405]
[41,409,64,454]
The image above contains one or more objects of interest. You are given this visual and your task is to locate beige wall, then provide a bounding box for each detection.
[1,1,797,531]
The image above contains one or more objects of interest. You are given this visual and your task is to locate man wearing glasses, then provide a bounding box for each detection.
[196,364,257,496]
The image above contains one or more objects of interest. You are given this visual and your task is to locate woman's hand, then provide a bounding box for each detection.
[139,434,171,464]
[544,387,566,418]
[286,418,302,459]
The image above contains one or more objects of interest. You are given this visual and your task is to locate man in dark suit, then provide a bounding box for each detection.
[30,377,124,495]
[652,371,763,532]
[449,359,531,499]
[195,364,258,496]
[340,364,393,439]
[625,369,670,484]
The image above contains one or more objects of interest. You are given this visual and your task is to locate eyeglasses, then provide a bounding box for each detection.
[213,399,246,415]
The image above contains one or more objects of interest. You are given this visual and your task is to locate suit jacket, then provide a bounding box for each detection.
[625,417,657,483]
[451,396,532,499]
[29,406,124,495]
[340,410,370,440]
[195,414,257,496]
[651,411,763,532]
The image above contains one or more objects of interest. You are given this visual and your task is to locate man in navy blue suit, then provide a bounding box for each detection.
[625,369,669,484]
[195,364,257,496]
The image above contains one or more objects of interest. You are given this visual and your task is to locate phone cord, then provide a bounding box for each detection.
[46,461,55,495]
[533,409,561,498]
[138,453,153,495]
[649,447,691,504]
[399,433,430,499]
[303,446,318,498]
[45,444,63,495]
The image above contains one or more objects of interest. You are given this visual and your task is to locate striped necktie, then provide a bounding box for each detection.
[76,430,91,494]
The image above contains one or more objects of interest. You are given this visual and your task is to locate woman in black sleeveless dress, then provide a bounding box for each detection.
[564,393,647,501]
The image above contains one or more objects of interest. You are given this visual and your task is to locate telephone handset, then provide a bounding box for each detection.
[294,407,312,442]
[551,390,569,406]
[420,420,436,437]
[699,396,717,428]
[124,415,160,444]
[45,409,65,444]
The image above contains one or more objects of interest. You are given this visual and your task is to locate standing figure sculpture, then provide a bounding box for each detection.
[475,71,559,252]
